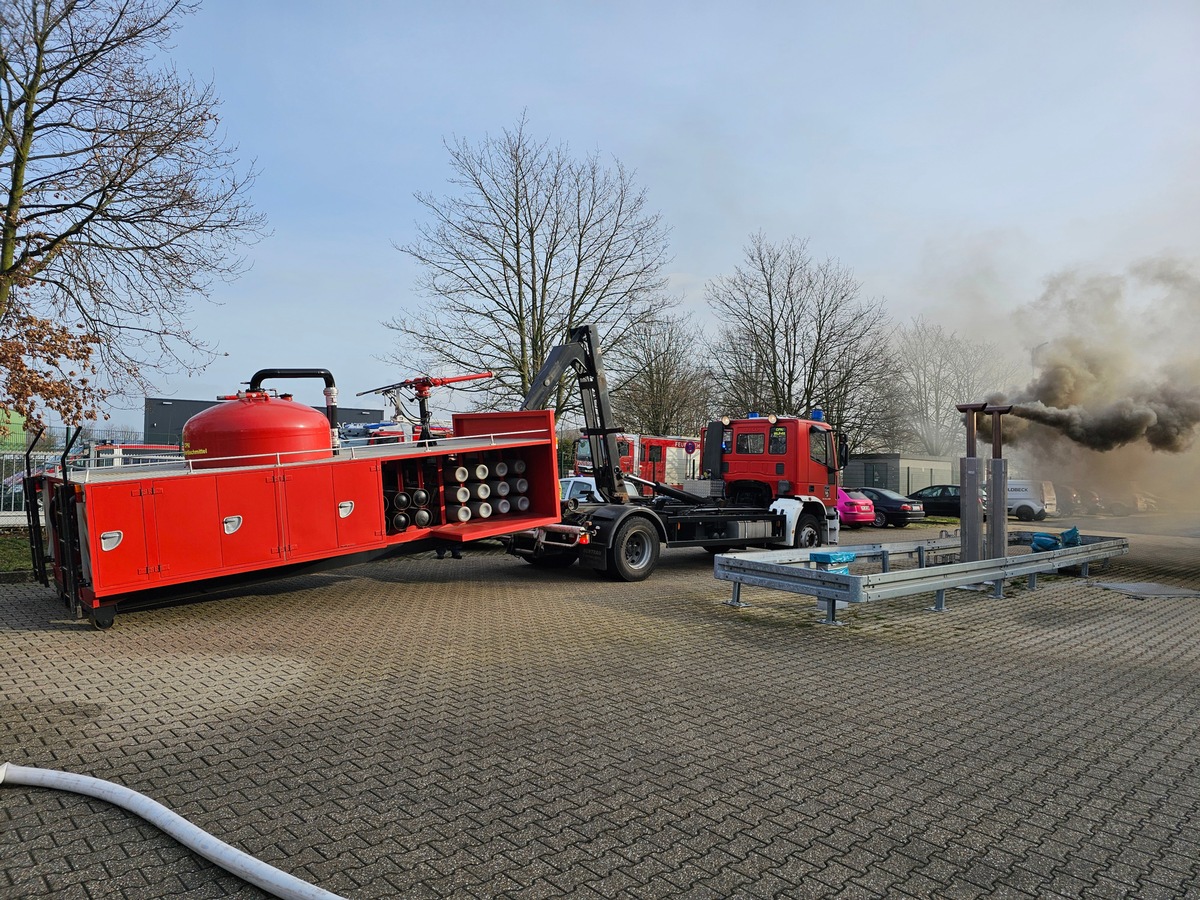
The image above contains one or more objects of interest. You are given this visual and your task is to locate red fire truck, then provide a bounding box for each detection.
[506,326,847,576]
[29,328,846,626]
[574,433,700,487]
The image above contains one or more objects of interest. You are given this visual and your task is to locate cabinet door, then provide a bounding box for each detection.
[84,483,151,592]
[217,471,284,569]
[331,462,385,548]
[152,475,223,581]
[281,466,339,561]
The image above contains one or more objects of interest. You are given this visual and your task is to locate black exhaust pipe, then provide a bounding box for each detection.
[247,368,339,432]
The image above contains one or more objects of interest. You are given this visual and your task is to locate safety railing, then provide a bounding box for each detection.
[714,534,1130,625]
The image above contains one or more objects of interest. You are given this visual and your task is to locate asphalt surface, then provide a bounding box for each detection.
[2,523,1198,899]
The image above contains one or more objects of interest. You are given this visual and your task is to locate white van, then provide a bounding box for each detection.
[1008,480,1057,521]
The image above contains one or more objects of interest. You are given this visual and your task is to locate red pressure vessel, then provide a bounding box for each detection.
[182,392,333,469]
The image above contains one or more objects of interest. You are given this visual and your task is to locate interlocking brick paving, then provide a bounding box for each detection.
[2,525,1198,898]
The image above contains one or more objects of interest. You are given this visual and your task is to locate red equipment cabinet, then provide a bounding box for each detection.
[43,406,562,628]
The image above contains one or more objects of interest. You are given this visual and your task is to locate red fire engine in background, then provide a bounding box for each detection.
[573,433,700,487]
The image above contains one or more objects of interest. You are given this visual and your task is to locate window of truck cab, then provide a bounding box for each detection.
[768,425,787,455]
[809,427,831,467]
[735,431,765,454]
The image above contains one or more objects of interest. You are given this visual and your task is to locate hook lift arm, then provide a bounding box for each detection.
[520,324,629,504]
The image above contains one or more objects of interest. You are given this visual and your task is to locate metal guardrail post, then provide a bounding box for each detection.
[929,589,947,613]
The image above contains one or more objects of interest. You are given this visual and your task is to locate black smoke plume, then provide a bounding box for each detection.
[995,260,1200,454]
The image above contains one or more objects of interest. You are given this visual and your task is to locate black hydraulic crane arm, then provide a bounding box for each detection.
[521,324,629,504]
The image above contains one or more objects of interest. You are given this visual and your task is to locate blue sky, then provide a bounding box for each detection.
[115,0,1200,424]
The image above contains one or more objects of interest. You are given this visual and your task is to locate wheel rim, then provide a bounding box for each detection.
[874,512,886,528]
[624,531,652,569]
[799,525,819,547]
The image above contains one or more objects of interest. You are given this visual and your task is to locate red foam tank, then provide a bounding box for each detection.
[182,392,333,469]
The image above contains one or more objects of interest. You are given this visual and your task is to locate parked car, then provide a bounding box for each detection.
[560,476,600,503]
[1053,483,1082,516]
[837,488,875,529]
[853,487,925,528]
[1007,480,1056,521]
[1100,488,1156,517]
[907,484,967,518]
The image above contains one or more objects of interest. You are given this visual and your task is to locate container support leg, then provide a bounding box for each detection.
[1027,572,1038,591]
[725,583,749,608]
[992,578,1005,599]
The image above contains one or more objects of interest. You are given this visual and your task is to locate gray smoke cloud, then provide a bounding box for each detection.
[994,259,1200,454]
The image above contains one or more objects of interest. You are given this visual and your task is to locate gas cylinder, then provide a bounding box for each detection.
[182,392,333,469]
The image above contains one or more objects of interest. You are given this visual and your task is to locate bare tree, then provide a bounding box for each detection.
[388,114,669,419]
[0,0,264,426]
[892,316,1022,456]
[706,233,897,451]
[608,311,715,435]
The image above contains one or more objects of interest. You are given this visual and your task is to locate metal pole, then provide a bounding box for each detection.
[983,405,1013,562]
[956,403,987,564]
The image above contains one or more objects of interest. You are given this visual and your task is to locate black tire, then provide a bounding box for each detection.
[525,551,579,569]
[608,517,660,582]
[1034,509,1047,521]
[795,513,822,548]
[894,522,909,528]
[1016,506,1036,522]
[872,510,888,528]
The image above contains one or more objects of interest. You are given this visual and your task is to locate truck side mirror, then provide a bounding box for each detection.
[837,434,850,470]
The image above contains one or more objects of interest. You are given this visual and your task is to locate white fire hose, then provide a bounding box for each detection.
[1,763,347,900]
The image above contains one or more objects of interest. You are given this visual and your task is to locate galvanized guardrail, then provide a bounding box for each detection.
[714,534,1130,625]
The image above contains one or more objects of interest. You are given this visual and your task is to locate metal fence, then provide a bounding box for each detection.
[1,425,164,527]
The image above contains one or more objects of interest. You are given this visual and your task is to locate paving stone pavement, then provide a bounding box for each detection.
[1,525,1198,899]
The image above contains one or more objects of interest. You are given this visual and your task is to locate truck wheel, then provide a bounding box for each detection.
[609,517,660,582]
[90,608,115,630]
[795,513,822,548]
[525,550,579,569]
